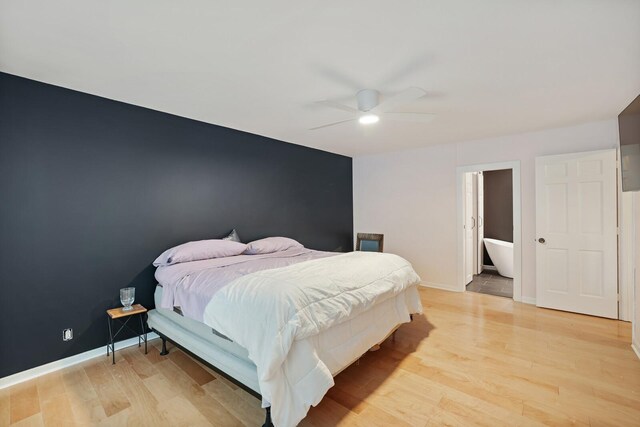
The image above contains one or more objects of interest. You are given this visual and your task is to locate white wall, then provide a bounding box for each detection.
[354,119,619,301]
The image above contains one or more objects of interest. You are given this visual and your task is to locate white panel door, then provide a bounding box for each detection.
[535,149,618,318]
[464,173,475,285]
[476,172,484,274]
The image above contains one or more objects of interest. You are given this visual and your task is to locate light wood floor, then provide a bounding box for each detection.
[2,287,639,426]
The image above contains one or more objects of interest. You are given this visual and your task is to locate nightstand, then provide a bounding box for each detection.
[106,304,148,364]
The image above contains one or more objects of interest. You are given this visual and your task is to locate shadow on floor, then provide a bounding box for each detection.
[302,314,436,425]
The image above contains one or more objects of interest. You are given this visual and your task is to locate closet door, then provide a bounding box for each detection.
[535,149,617,318]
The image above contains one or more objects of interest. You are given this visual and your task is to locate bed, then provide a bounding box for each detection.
[146,240,422,427]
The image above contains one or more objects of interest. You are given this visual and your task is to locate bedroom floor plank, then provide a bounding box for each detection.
[109,357,168,426]
[167,348,216,386]
[202,378,264,427]
[82,360,130,418]
[0,388,10,427]
[121,346,159,380]
[4,287,640,426]
[39,391,77,427]
[67,397,107,426]
[349,404,414,427]
[324,385,369,414]
[154,358,243,427]
[141,374,180,404]
[157,395,214,427]
[300,396,359,427]
[61,365,99,404]
[8,413,44,427]
[34,372,65,407]
[142,341,166,365]
[9,382,40,425]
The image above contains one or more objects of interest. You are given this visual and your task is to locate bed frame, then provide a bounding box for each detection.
[152,328,275,427]
[151,312,414,427]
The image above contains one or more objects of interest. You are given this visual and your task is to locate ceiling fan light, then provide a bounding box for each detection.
[358,114,379,125]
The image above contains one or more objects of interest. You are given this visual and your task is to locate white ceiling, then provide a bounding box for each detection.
[1,1,639,157]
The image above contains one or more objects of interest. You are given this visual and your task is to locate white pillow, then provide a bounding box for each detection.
[243,237,303,255]
[154,239,247,266]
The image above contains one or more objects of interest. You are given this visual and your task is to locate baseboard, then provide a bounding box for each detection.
[0,332,158,390]
[632,342,640,361]
[520,296,536,305]
[419,281,460,292]
[482,265,497,271]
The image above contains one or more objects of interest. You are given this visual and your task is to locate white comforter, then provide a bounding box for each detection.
[202,251,422,427]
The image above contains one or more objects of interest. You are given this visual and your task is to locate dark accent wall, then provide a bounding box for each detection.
[482,169,513,266]
[0,72,353,378]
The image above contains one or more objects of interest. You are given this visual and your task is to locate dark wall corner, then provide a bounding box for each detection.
[0,72,353,378]
[482,169,513,266]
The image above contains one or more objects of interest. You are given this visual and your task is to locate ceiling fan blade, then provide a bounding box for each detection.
[374,87,427,113]
[383,112,436,123]
[309,118,356,131]
[313,66,362,91]
[315,100,359,113]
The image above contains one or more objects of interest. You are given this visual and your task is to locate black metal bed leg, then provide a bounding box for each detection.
[138,313,148,354]
[107,316,115,365]
[160,337,169,356]
[262,407,273,427]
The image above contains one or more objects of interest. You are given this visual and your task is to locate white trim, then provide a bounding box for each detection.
[0,332,158,390]
[456,161,523,302]
[419,281,460,292]
[482,265,497,271]
[632,343,640,361]
[521,296,537,305]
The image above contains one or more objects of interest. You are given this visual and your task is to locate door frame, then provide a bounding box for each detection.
[476,171,484,275]
[456,161,522,302]
[463,172,475,284]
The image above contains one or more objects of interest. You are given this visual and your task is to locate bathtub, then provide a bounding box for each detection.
[483,238,513,278]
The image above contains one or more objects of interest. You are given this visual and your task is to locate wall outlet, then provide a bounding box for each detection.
[63,328,73,341]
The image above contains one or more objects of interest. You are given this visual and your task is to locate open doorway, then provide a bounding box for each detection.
[456,161,522,301]
[463,170,513,298]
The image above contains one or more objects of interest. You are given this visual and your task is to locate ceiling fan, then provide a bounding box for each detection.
[310,87,436,130]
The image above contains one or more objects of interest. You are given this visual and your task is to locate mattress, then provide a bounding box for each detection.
[150,283,420,377]
[153,286,251,361]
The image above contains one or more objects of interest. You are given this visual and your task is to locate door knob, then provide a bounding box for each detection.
[538,238,546,244]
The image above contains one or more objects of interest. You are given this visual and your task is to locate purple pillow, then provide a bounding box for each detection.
[244,237,304,255]
[153,239,247,266]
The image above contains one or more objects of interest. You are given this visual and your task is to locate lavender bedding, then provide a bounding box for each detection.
[155,247,335,322]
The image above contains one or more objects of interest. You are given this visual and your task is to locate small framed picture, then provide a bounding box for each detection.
[356,233,384,252]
